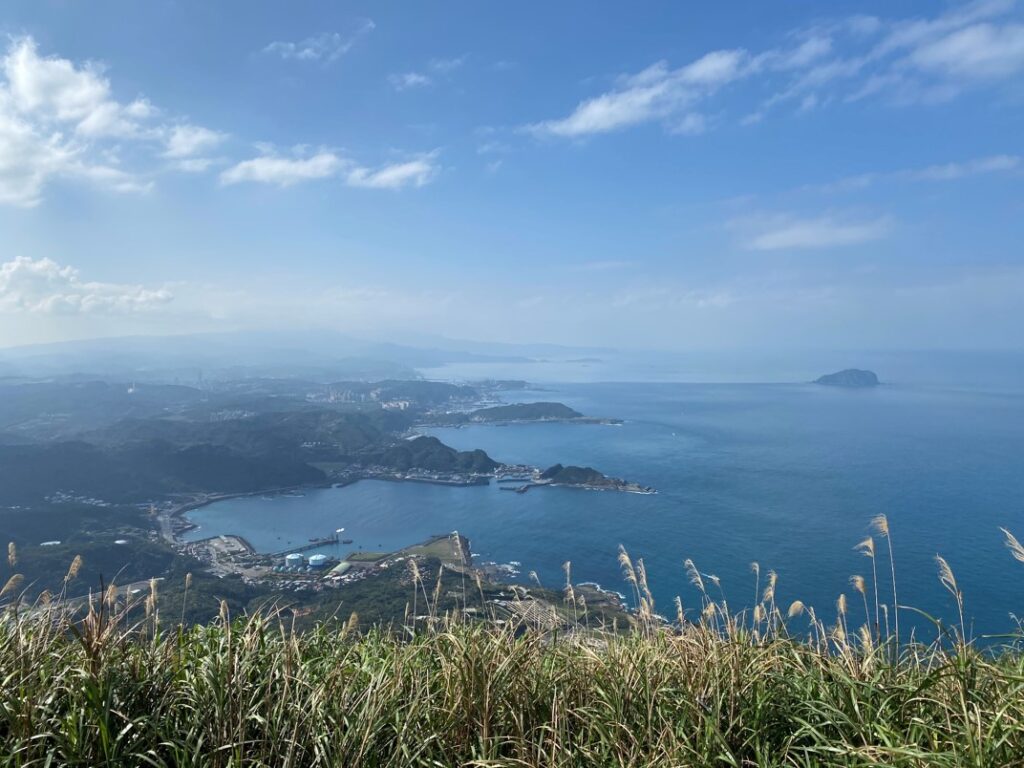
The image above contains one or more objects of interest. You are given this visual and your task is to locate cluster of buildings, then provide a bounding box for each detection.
[45,490,111,507]
[305,386,412,411]
[274,552,358,580]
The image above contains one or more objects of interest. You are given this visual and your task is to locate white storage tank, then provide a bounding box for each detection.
[308,554,329,569]
[285,553,305,568]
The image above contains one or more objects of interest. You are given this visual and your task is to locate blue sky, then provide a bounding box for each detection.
[0,0,1022,350]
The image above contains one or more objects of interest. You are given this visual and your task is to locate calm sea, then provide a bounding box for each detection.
[185,373,1024,638]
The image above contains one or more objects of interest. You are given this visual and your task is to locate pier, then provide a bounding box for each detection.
[271,532,340,558]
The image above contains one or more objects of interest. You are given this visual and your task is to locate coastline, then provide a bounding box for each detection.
[167,464,654,561]
[162,393,652,593]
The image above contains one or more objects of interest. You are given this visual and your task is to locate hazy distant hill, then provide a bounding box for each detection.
[0,440,325,504]
[0,381,207,439]
[0,331,539,382]
[470,402,583,422]
[0,376,502,504]
[366,436,498,474]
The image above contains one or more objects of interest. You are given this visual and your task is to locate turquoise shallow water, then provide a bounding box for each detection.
[185,381,1024,637]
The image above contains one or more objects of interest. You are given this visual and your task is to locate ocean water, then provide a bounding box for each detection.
[185,380,1024,638]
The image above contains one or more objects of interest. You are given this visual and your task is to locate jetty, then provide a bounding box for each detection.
[271,531,340,558]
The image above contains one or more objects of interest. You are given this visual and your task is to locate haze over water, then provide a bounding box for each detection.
[187,357,1024,638]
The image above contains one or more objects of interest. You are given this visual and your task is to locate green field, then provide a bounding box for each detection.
[345,550,390,562]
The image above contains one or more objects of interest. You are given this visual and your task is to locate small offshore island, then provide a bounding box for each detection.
[814,368,880,388]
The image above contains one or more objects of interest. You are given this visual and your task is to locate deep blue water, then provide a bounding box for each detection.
[185,381,1024,638]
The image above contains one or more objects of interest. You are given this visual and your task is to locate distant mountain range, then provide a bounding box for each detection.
[0,330,612,383]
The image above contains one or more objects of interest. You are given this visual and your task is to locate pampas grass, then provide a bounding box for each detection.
[856,536,881,639]
[936,554,965,641]
[3,525,1024,765]
[1003,527,1024,564]
[871,514,899,646]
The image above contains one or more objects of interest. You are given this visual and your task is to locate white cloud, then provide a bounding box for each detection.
[773,2,1024,109]
[909,153,1020,180]
[671,112,709,135]
[220,151,344,186]
[0,256,172,314]
[875,0,1015,58]
[0,110,77,206]
[907,22,1024,79]
[528,51,750,137]
[774,35,834,69]
[429,56,467,73]
[0,37,222,206]
[263,22,375,63]
[389,72,432,91]
[531,2,1024,137]
[740,214,891,250]
[5,39,117,127]
[71,164,153,195]
[389,55,467,92]
[477,140,510,155]
[220,149,440,190]
[610,284,736,310]
[527,37,836,138]
[808,154,1021,192]
[164,124,226,158]
[345,154,439,189]
[171,157,217,174]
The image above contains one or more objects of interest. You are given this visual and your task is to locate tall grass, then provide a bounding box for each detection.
[1,523,1024,766]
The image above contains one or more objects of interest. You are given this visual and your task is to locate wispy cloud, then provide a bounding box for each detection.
[346,154,439,189]
[389,72,432,91]
[527,50,754,137]
[610,284,736,310]
[263,21,375,63]
[429,56,467,74]
[773,1,1024,108]
[389,55,468,91]
[907,22,1024,79]
[528,1,1024,138]
[220,150,344,186]
[571,260,634,272]
[671,112,710,136]
[220,148,440,190]
[808,154,1021,193]
[0,256,172,314]
[910,154,1020,180]
[738,213,892,251]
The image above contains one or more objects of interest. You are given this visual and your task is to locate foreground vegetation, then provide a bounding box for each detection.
[3,520,1024,766]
